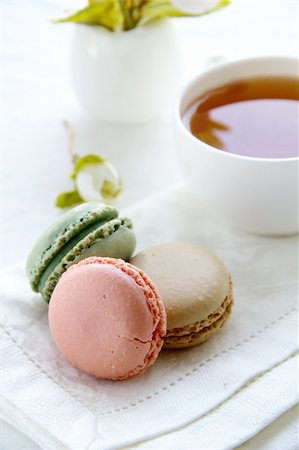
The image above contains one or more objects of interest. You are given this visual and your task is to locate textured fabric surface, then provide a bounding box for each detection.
[0,184,298,450]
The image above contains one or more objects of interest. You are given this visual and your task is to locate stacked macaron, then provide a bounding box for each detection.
[27,203,233,381]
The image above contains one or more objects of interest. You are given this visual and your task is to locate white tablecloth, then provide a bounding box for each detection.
[0,0,298,448]
[1,184,298,449]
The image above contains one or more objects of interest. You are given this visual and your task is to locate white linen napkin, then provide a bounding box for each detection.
[1,183,298,450]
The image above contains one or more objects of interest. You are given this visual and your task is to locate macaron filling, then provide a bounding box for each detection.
[164,279,233,348]
[164,300,232,347]
[38,217,131,291]
[40,218,135,302]
[27,203,118,291]
[165,288,232,338]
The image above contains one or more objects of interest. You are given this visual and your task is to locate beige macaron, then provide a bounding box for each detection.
[131,242,233,349]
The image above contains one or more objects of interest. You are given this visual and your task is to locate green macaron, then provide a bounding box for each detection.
[26,202,136,302]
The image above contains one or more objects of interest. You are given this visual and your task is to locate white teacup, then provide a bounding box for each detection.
[174,56,298,236]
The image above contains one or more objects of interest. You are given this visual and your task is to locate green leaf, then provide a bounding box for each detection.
[100,179,122,200]
[139,0,190,25]
[88,0,104,4]
[55,1,124,31]
[212,0,230,13]
[56,0,229,30]
[139,0,229,26]
[70,154,106,179]
[55,189,84,208]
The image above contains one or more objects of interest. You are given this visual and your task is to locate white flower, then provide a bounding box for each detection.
[171,0,219,14]
[56,121,123,208]
[75,159,122,202]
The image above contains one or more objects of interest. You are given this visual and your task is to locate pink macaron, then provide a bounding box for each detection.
[48,256,166,380]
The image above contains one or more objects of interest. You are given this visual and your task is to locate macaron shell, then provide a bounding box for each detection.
[49,257,166,380]
[164,280,233,349]
[41,218,136,302]
[131,242,231,329]
[26,203,118,291]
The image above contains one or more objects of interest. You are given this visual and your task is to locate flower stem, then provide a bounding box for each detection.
[63,120,78,164]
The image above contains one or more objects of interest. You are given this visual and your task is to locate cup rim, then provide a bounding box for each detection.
[175,55,299,163]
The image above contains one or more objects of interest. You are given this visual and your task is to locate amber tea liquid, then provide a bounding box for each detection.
[184,76,299,158]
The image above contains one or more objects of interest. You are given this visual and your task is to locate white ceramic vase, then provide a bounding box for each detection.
[71,20,180,123]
